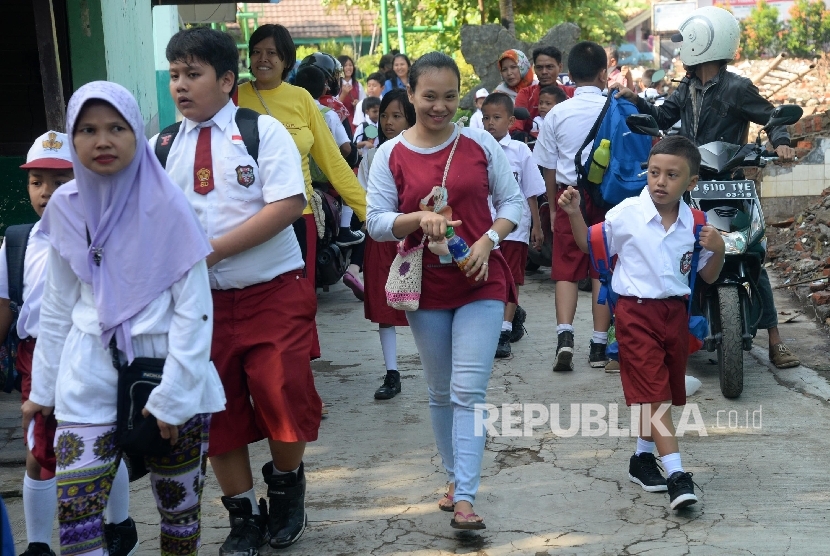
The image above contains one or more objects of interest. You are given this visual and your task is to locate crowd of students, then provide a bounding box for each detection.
[1,6,803,554]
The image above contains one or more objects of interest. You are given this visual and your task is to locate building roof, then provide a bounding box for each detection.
[242,1,378,40]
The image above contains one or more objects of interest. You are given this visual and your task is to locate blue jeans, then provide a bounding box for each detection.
[406,299,504,505]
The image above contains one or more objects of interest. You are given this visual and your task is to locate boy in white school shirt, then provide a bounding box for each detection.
[156,27,320,553]
[481,93,545,358]
[533,40,612,372]
[558,135,725,510]
[0,132,136,556]
[468,87,488,129]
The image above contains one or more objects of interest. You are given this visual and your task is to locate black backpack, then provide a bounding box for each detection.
[154,108,261,167]
[2,223,35,393]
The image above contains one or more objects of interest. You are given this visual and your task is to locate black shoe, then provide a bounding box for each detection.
[104,517,139,556]
[495,330,512,358]
[19,543,55,556]
[335,228,365,247]
[509,306,526,343]
[578,277,592,292]
[219,496,268,556]
[667,471,698,510]
[263,461,308,548]
[553,331,574,372]
[589,340,608,368]
[374,372,401,400]
[628,453,668,492]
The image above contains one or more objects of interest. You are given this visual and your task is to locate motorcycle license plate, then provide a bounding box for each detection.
[691,180,756,200]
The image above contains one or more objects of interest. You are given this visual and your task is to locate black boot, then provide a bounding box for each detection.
[219,496,268,556]
[262,461,308,548]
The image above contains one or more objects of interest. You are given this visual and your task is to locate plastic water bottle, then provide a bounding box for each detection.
[588,138,611,184]
[445,226,472,271]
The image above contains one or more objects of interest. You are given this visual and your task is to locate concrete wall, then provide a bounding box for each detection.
[758,138,829,221]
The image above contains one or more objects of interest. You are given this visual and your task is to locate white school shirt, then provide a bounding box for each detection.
[533,86,606,186]
[488,135,546,244]
[28,249,225,426]
[317,101,349,147]
[604,186,714,299]
[0,221,48,339]
[355,121,379,157]
[352,98,367,127]
[150,100,306,290]
[531,116,544,136]
[469,109,484,129]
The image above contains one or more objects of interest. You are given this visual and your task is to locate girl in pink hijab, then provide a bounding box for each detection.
[23,81,225,556]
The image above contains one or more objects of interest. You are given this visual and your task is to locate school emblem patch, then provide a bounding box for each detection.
[235,165,255,187]
[42,132,62,151]
[680,251,693,275]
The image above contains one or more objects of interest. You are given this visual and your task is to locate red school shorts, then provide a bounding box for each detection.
[208,271,323,457]
[18,338,57,476]
[552,185,606,282]
[500,240,529,288]
[616,296,689,407]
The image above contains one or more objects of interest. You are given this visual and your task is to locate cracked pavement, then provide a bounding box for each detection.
[6,270,830,554]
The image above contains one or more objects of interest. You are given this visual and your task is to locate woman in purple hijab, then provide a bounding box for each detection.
[22,81,226,556]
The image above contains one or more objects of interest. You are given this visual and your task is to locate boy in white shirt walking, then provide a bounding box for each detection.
[559,136,725,510]
[481,93,545,358]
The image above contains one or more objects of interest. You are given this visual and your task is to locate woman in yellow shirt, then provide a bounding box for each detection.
[238,23,367,360]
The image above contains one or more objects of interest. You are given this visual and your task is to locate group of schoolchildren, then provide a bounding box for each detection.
[2,6,804,554]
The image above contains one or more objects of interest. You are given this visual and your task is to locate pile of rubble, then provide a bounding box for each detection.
[766,188,830,325]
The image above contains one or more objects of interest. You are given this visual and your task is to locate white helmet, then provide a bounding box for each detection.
[671,6,740,66]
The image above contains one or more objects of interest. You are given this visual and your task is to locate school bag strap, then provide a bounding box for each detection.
[4,223,35,313]
[574,93,612,187]
[587,222,618,313]
[154,108,261,169]
[686,208,707,315]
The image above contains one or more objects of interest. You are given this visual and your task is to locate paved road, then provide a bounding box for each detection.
[5,269,830,555]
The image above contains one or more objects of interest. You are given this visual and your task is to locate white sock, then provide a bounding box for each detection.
[23,474,57,545]
[105,459,130,524]
[635,438,655,455]
[233,487,260,515]
[272,465,300,477]
[661,452,683,476]
[501,320,513,332]
[340,205,354,228]
[592,330,607,344]
[378,327,398,371]
[556,324,575,334]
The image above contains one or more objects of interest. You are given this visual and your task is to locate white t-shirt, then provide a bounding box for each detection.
[604,186,714,299]
[469,109,484,129]
[149,100,306,290]
[489,135,546,244]
[317,101,349,147]
[0,221,48,338]
[531,116,544,137]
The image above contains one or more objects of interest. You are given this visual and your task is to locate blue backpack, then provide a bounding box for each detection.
[575,94,653,210]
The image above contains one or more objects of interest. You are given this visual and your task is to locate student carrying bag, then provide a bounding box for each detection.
[1,223,35,393]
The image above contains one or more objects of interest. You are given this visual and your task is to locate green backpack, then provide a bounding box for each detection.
[309,106,332,185]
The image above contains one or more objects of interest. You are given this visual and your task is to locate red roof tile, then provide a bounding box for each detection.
[241,1,378,40]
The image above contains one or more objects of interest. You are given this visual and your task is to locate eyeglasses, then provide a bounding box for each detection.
[535,64,558,72]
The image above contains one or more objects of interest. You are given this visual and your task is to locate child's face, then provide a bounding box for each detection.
[380,100,410,140]
[366,106,380,123]
[481,103,514,141]
[409,69,459,134]
[72,102,137,176]
[538,93,557,118]
[474,98,485,110]
[366,79,383,97]
[169,56,235,124]
[27,168,73,217]
[646,153,698,211]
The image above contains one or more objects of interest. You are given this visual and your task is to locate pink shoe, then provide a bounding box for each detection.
[343,271,364,301]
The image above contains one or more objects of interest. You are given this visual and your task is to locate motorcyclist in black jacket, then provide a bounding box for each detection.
[612,5,800,369]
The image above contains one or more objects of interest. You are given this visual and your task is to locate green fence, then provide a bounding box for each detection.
[0,156,37,236]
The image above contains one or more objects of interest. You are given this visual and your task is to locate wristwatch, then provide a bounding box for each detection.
[485,229,500,248]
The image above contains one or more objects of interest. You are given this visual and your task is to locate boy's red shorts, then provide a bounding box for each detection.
[552,186,606,282]
[208,271,323,457]
[500,240,529,287]
[18,338,57,475]
[616,296,688,407]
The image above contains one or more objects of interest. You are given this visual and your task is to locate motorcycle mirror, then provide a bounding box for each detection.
[513,107,531,120]
[625,114,661,137]
[364,125,378,140]
[650,69,666,84]
[763,104,803,132]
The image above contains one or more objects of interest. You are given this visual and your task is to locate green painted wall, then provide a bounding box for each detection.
[66,0,107,87]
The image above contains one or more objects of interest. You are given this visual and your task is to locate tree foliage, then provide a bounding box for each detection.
[786,0,830,57]
[738,0,783,59]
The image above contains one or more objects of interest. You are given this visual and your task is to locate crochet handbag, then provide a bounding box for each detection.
[385,128,462,310]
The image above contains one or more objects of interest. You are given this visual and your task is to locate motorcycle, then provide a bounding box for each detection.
[626,104,803,398]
